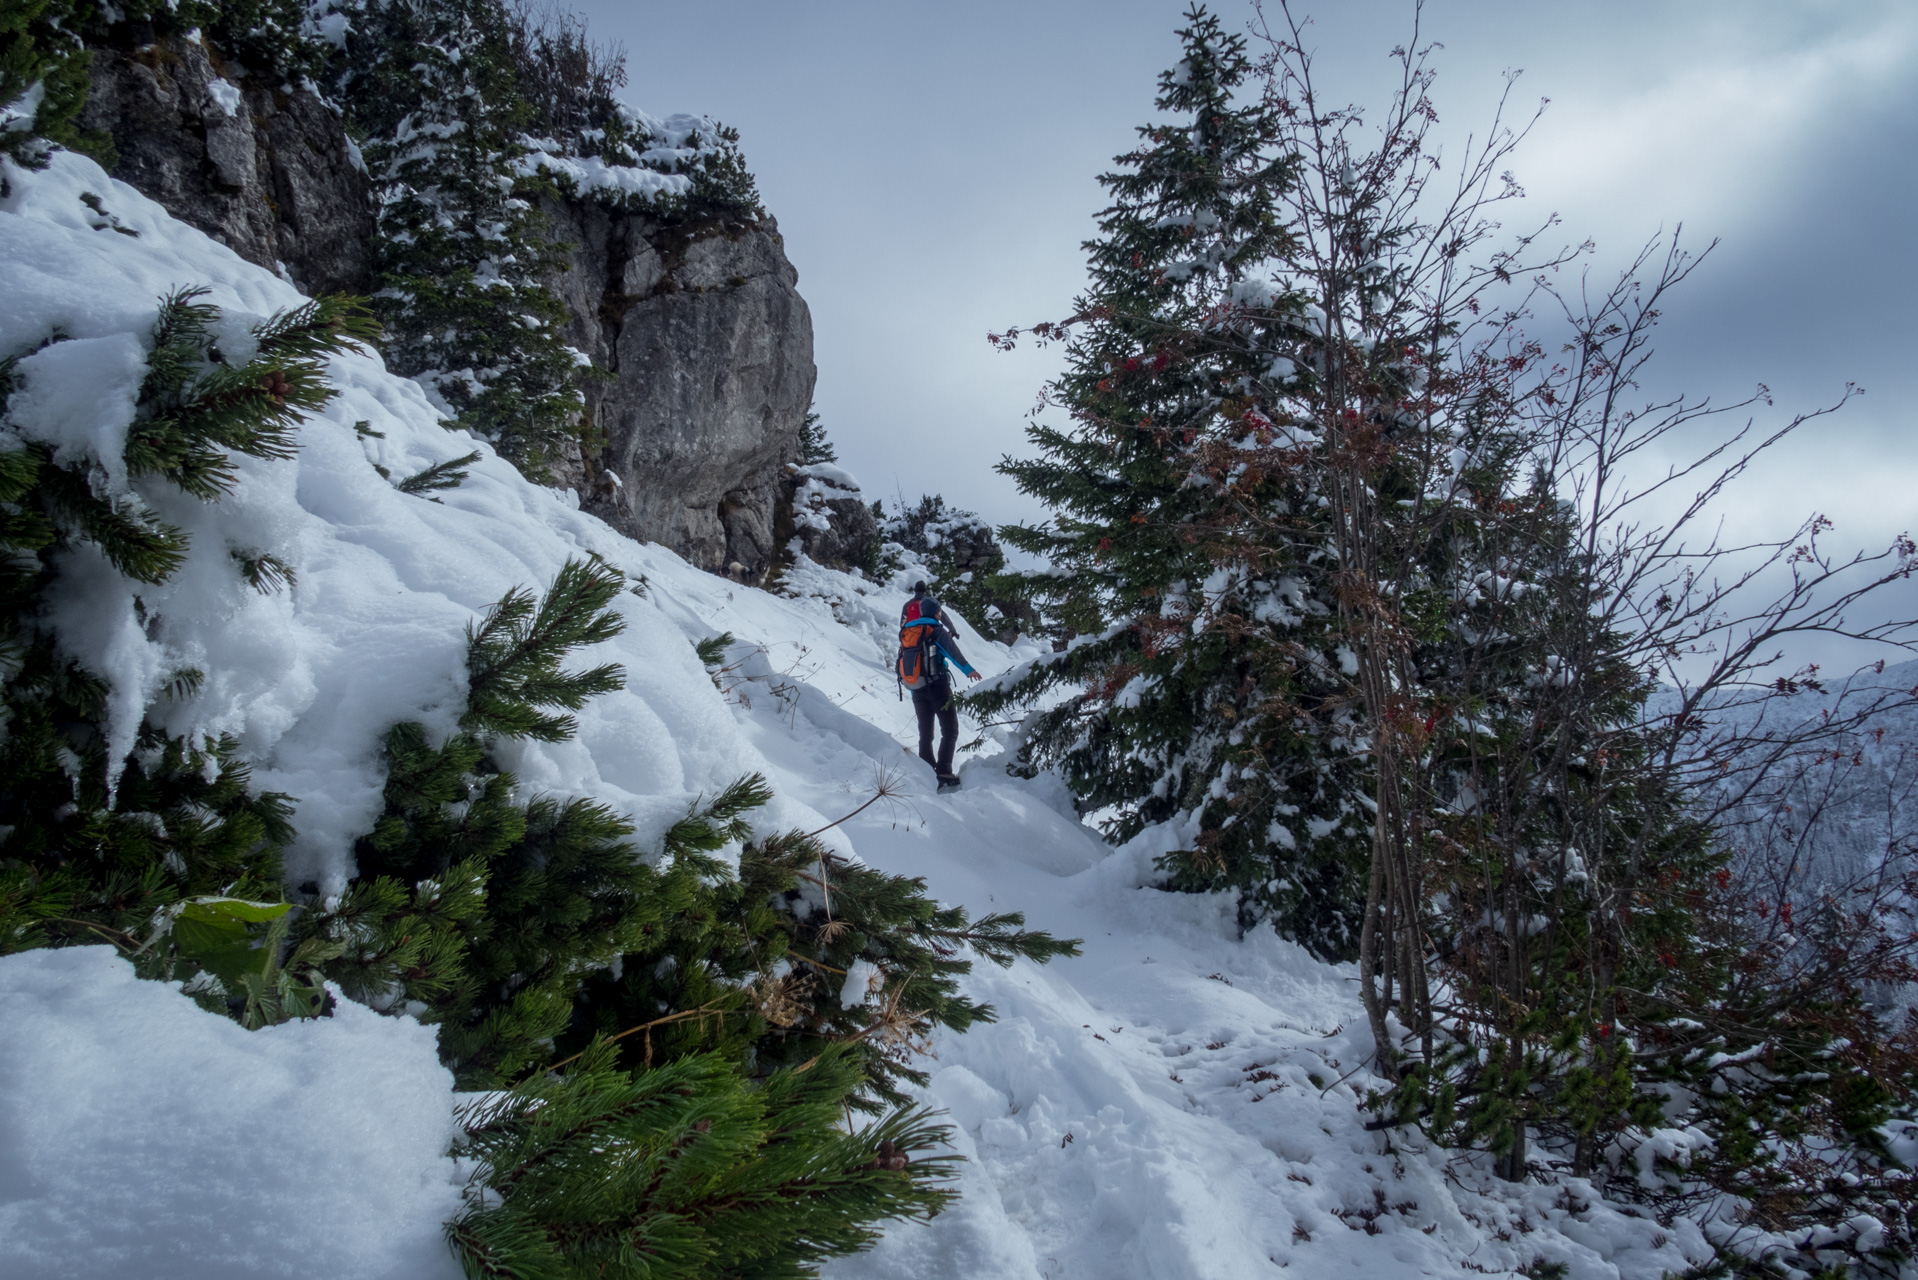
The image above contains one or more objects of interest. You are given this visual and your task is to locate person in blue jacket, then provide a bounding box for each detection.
[903,586,981,786]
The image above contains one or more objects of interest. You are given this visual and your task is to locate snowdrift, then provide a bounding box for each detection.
[0,151,1727,1279]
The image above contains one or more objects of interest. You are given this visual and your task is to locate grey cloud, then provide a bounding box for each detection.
[571,0,1917,580]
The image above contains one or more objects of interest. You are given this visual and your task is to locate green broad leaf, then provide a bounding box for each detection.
[171,898,293,987]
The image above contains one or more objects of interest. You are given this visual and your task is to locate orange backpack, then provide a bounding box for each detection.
[897,608,938,692]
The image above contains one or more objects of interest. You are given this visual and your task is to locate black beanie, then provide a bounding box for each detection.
[912,580,928,594]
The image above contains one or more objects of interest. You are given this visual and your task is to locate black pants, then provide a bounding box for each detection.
[912,681,958,775]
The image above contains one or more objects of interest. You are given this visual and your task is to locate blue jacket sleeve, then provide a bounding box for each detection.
[932,624,975,676]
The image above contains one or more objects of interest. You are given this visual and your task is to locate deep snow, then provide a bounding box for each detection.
[0,947,463,1280]
[0,149,1774,1278]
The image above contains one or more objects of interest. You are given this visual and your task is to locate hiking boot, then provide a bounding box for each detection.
[936,773,962,791]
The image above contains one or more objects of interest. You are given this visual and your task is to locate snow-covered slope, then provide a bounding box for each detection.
[0,151,1724,1279]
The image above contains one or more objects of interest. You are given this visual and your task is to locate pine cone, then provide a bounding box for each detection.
[870,1139,910,1171]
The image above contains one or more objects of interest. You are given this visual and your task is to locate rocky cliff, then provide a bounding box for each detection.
[81,37,823,583]
[543,200,816,580]
[80,33,374,297]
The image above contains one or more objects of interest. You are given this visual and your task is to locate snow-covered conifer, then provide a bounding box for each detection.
[0,288,377,1008]
[977,6,1368,956]
[319,0,583,479]
[0,0,97,169]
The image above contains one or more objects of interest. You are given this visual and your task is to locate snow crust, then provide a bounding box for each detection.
[515,145,693,203]
[0,947,462,1280]
[0,149,1734,1278]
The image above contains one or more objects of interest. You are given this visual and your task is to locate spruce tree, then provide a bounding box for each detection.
[1214,12,1918,1250]
[976,6,1369,956]
[796,408,835,465]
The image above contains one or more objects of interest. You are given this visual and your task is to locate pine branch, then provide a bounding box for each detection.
[463,557,628,741]
[396,450,483,495]
[446,1042,957,1278]
[35,456,187,583]
[693,632,735,668]
[249,295,382,362]
[232,550,296,594]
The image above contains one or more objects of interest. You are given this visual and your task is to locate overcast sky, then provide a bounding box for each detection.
[573,0,1915,620]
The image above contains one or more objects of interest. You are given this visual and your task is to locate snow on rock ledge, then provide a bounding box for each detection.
[0,947,463,1280]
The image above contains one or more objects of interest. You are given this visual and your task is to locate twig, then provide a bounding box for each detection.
[49,917,142,949]
[544,999,731,1073]
[803,767,905,839]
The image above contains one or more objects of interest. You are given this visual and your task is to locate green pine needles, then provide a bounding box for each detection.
[1,0,101,170]
[464,556,628,741]
[571,822,1081,1112]
[133,288,379,502]
[447,1043,957,1280]
[0,288,373,1001]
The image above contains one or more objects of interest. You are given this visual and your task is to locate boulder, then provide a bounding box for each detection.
[776,463,880,573]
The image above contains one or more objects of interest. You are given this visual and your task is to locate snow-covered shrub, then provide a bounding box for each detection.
[504,2,759,221]
[878,492,1037,642]
[0,286,376,1017]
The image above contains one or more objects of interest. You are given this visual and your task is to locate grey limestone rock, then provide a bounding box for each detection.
[79,36,374,297]
[76,37,815,583]
[544,198,816,581]
[776,464,880,574]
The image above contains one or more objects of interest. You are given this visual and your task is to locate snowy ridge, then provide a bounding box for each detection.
[0,152,1714,1278]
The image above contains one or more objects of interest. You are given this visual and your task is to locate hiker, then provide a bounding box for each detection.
[897,582,981,789]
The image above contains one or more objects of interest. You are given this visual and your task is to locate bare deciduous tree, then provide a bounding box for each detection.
[1240,1,1917,1257]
